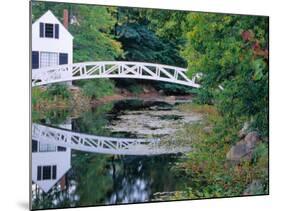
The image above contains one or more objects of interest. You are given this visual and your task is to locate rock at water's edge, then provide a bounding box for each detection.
[243,180,264,195]
[226,131,260,161]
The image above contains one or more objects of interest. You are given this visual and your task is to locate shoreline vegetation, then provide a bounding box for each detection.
[31,83,194,111]
[159,103,268,199]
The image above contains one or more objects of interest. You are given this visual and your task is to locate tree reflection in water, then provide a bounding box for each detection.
[32,100,189,209]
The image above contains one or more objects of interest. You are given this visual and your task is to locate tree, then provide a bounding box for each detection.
[70,5,123,62]
[115,7,186,67]
[181,13,269,136]
[112,7,189,94]
[146,10,269,135]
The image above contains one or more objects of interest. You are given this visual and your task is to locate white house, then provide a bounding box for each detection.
[32,10,73,70]
[32,119,72,193]
[32,140,71,193]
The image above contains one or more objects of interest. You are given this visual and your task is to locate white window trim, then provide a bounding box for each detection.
[37,165,57,181]
[39,51,59,68]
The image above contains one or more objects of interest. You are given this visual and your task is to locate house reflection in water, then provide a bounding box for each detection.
[32,121,72,193]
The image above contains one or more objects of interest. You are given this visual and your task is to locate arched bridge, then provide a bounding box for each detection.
[32,123,190,155]
[32,61,200,88]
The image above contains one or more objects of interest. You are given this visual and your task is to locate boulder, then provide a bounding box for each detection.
[226,139,252,161]
[244,131,260,148]
[226,131,260,162]
[243,180,264,195]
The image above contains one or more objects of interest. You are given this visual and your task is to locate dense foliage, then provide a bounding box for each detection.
[115,8,186,67]
[149,12,269,136]
[183,13,269,137]
[111,7,189,93]
[172,103,268,198]
[149,13,269,196]
[32,84,70,109]
[78,79,115,99]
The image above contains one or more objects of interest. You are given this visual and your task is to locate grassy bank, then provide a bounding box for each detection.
[32,80,115,110]
[76,79,116,99]
[32,84,71,110]
[167,103,268,199]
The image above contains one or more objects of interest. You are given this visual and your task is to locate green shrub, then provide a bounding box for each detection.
[32,84,71,109]
[127,84,143,95]
[32,87,45,107]
[154,82,194,95]
[82,79,115,99]
[252,142,268,163]
[32,88,40,106]
[45,84,70,99]
[44,109,70,125]
[194,88,214,105]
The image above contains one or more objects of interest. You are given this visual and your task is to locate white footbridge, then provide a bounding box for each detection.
[32,123,189,155]
[32,61,200,88]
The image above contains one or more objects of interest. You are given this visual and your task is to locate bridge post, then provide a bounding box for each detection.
[156,67,160,78]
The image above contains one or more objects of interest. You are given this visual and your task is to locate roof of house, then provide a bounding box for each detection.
[33,10,73,39]
[34,166,72,193]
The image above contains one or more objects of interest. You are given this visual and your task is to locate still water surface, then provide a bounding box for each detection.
[32,99,202,209]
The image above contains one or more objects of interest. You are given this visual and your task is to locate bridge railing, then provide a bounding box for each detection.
[32,123,163,155]
[32,61,200,88]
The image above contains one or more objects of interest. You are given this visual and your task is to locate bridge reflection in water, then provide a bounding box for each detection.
[32,123,190,193]
[32,123,165,156]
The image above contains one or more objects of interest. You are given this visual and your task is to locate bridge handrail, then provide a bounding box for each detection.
[32,61,200,88]
[32,61,188,72]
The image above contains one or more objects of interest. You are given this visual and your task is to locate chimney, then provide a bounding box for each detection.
[63,9,68,29]
[60,176,66,191]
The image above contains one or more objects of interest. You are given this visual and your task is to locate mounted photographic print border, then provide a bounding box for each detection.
[30,0,269,210]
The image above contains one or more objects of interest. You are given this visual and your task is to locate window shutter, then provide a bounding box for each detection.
[59,53,68,65]
[57,146,66,151]
[39,22,44,37]
[52,166,57,179]
[55,24,59,39]
[32,51,39,69]
[32,140,38,152]
[37,166,42,181]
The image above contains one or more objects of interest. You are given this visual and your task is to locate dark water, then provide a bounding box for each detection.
[31,100,193,209]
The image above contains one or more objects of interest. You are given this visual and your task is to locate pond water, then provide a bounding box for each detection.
[31,99,203,209]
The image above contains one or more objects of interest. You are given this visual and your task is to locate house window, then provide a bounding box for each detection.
[39,22,59,39]
[40,52,58,68]
[43,166,51,180]
[45,23,54,38]
[37,165,57,180]
[39,143,56,152]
